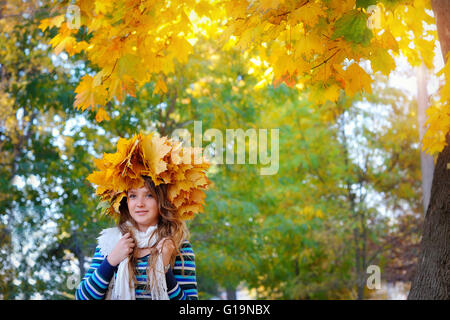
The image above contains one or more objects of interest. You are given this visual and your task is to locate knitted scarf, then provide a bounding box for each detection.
[97,221,169,300]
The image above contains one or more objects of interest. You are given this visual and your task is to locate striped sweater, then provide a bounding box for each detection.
[75,240,198,300]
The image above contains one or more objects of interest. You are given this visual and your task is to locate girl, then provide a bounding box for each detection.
[75,176,198,300]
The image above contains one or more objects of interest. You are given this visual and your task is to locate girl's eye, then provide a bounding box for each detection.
[128,194,151,199]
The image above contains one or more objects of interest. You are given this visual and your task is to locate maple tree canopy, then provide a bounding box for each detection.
[40,0,450,156]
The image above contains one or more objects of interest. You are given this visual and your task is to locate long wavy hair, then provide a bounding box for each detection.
[118,175,188,292]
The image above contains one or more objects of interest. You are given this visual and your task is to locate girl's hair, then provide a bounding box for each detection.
[117,176,188,292]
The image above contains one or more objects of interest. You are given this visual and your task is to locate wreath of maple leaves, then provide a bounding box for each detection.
[87,132,211,220]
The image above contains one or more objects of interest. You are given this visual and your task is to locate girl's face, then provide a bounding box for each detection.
[127,186,159,232]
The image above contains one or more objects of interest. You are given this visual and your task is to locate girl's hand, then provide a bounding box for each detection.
[157,237,175,267]
[107,232,135,267]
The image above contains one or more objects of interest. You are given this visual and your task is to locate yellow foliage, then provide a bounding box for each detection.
[39,14,65,31]
[43,0,217,122]
[95,107,110,123]
[153,77,169,96]
[369,46,396,76]
[298,205,324,221]
[289,1,326,27]
[333,63,372,98]
[421,59,450,155]
[422,102,450,155]
[42,0,448,156]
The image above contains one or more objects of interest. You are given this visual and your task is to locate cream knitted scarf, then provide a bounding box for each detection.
[97,221,169,300]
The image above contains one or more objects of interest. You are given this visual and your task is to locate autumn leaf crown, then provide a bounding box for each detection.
[87,132,211,220]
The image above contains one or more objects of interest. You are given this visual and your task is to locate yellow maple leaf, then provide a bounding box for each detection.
[178,203,204,219]
[379,30,399,54]
[141,134,172,179]
[324,84,341,102]
[95,107,111,123]
[168,37,193,64]
[172,194,188,208]
[258,0,284,12]
[370,46,396,76]
[117,135,141,176]
[422,102,450,155]
[152,77,168,96]
[294,33,325,57]
[310,83,341,105]
[74,75,96,111]
[86,170,106,189]
[167,179,196,202]
[49,33,77,56]
[335,63,372,97]
[39,14,65,31]
[273,52,297,80]
[290,1,326,27]
[95,1,114,15]
[190,188,206,204]
[112,192,127,213]
[107,77,124,102]
[71,40,90,55]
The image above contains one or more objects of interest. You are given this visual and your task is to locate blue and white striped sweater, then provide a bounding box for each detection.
[75,240,198,300]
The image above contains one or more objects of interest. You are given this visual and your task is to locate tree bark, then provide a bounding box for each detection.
[226,286,237,300]
[408,0,450,300]
[408,133,450,299]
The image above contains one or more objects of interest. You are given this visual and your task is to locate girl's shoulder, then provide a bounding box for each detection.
[179,239,195,255]
[180,238,193,247]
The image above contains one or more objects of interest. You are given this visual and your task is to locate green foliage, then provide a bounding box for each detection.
[331,10,373,46]
[356,0,377,8]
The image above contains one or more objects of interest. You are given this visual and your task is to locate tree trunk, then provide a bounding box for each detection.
[226,286,237,300]
[355,232,365,300]
[408,0,450,300]
[76,251,86,281]
[72,232,86,279]
[408,133,450,299]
